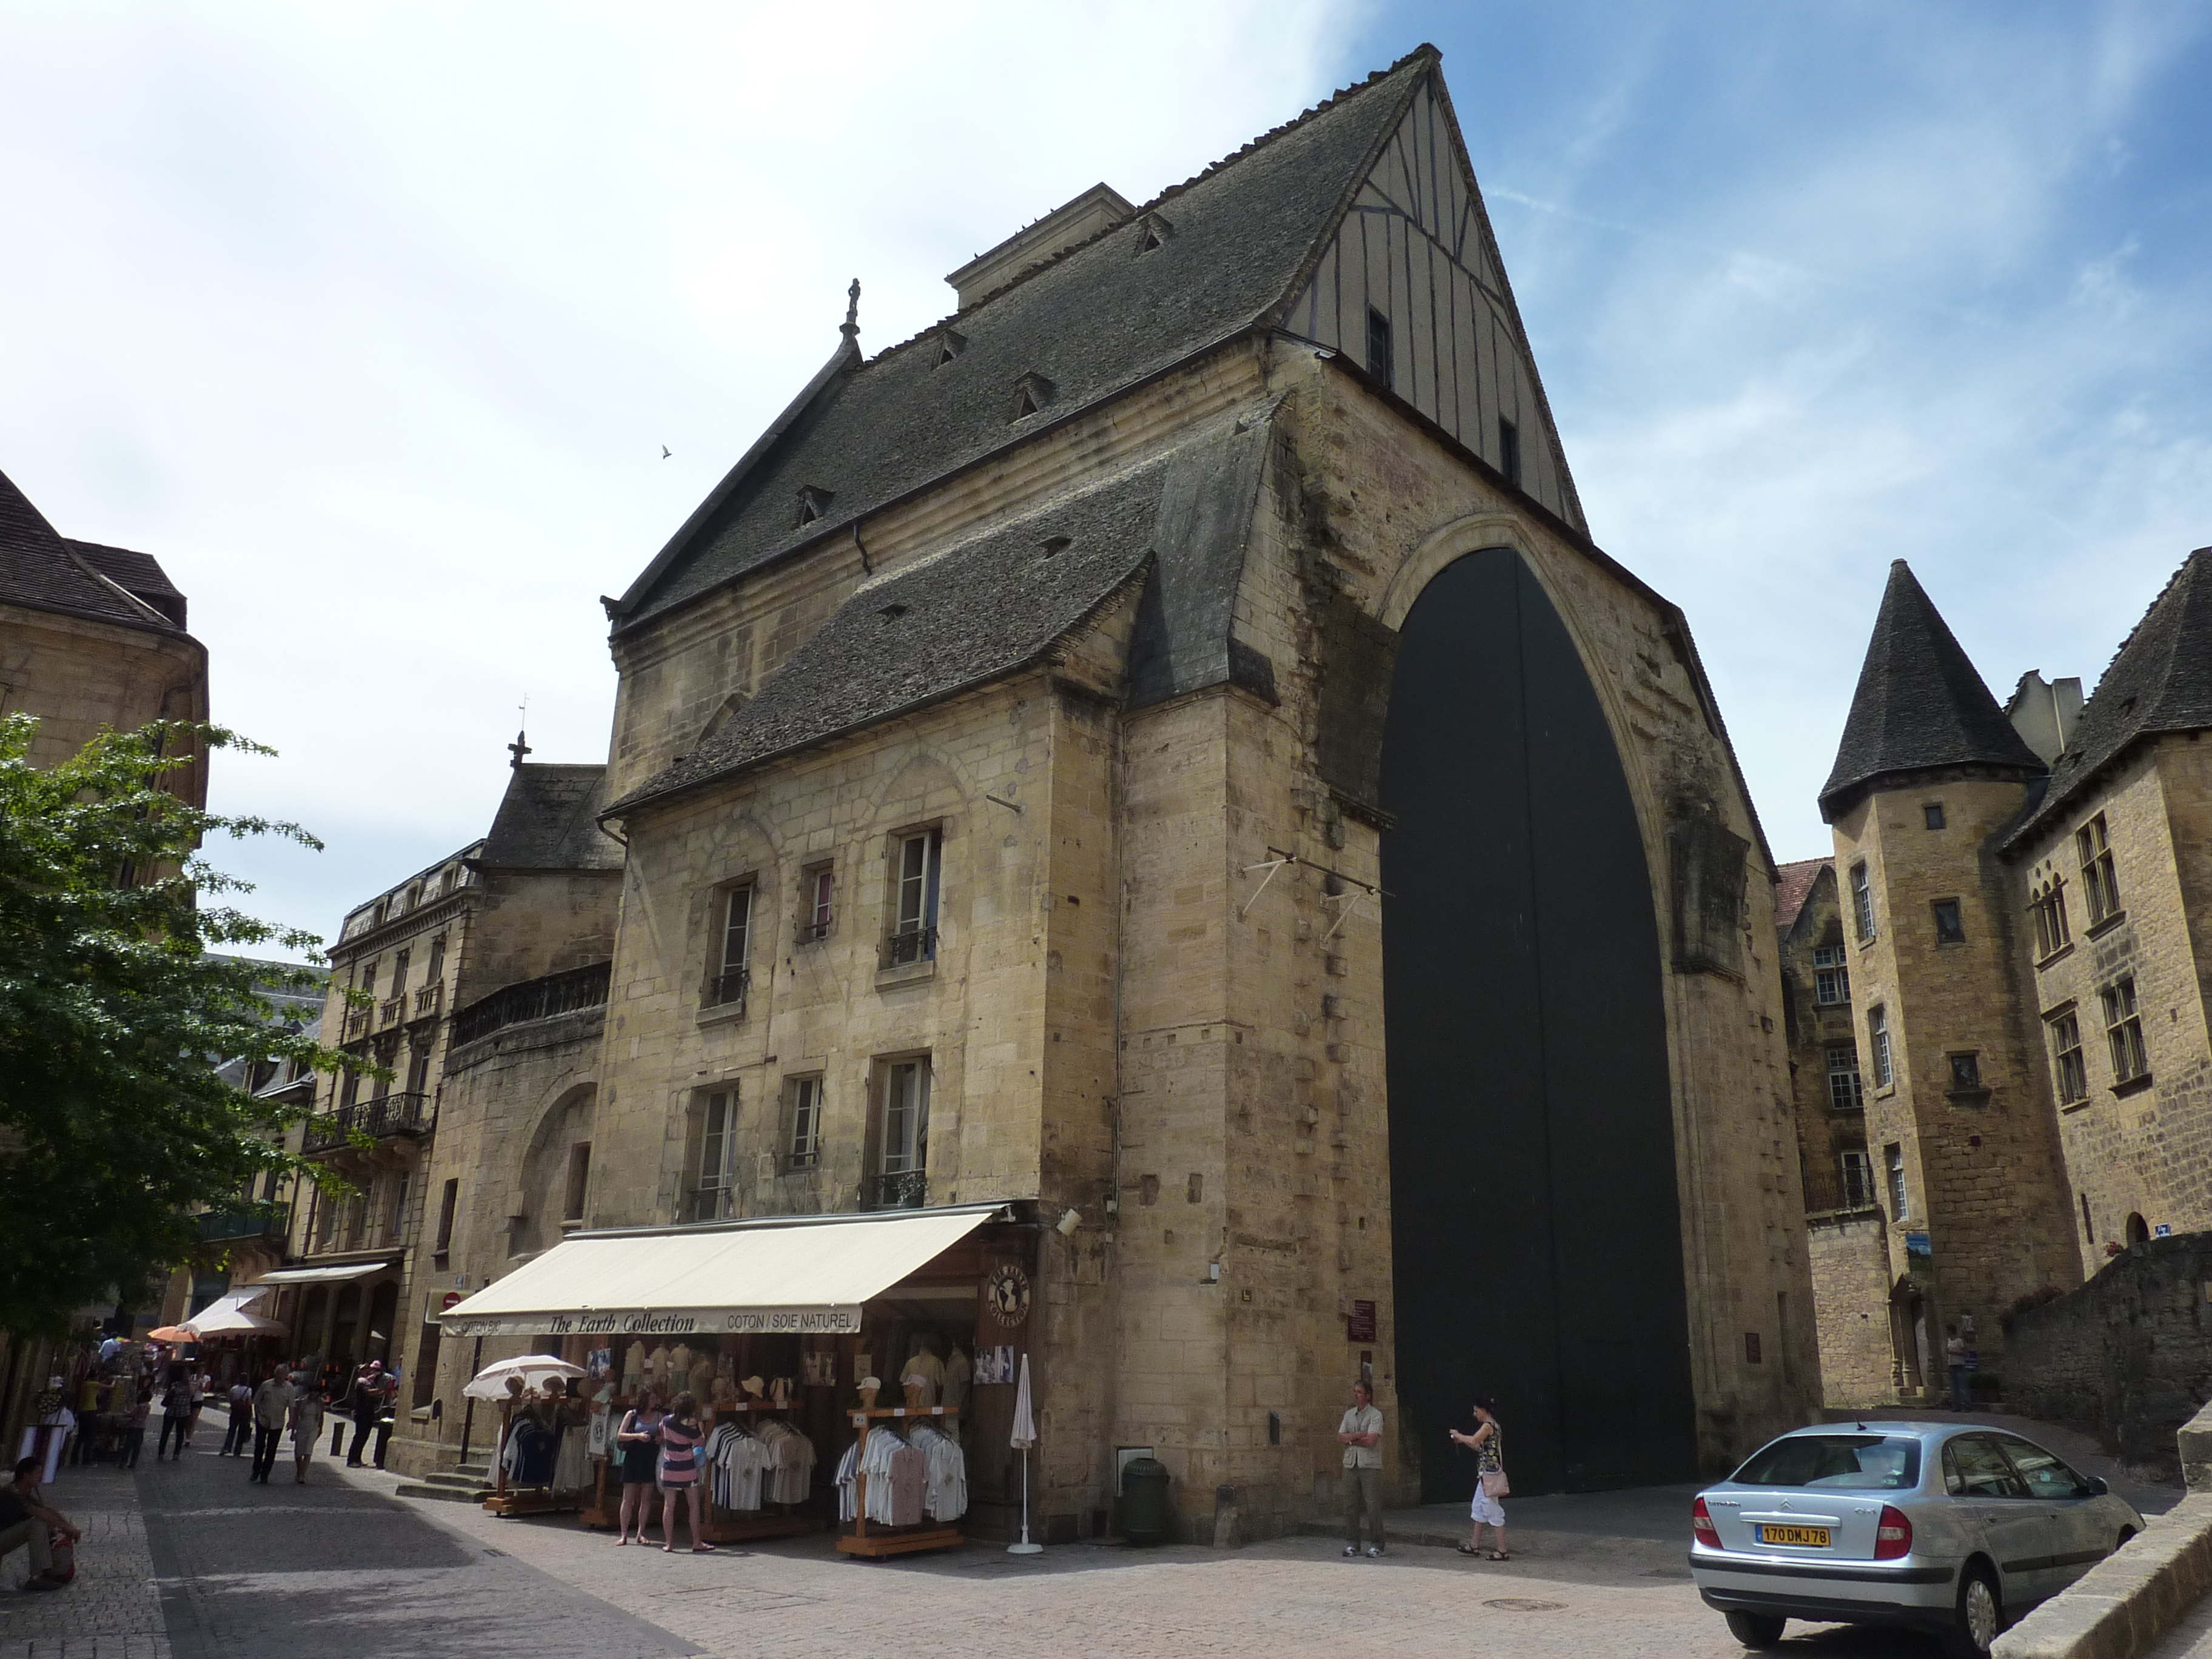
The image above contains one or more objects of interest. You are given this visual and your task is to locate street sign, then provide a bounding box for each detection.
[441,1291,464,1312]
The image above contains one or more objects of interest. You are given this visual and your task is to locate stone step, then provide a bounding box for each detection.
[395,1480,494,1504]
[418,1470,489,1490]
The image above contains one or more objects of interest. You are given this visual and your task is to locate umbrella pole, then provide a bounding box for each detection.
[1008,1447,1041,1554]
[459,1336,482,1464]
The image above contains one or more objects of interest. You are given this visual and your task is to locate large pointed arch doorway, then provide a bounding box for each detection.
[1380,547,1695,1496]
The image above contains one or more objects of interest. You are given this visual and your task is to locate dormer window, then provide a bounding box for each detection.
[1010,372,1054,421]
[935,328,967,367]
[797,485,833,526]
[1136,213,1172,253]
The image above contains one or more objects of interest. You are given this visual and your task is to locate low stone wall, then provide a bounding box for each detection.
[2008,1233,2212,1484]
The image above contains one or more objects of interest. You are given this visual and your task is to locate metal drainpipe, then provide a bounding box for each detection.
[459,1336,483,1463]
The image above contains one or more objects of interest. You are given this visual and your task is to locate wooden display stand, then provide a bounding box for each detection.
[700,1401,817,1544]
[837,1406,962,1558]
[483,1400,584,1518]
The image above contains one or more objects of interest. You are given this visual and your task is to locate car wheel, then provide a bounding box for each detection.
[1950,1563,2002,1657]
[1723,1610,1786,1649]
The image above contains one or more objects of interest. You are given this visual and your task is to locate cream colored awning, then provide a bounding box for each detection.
[252,1260,395,1285]
[438,1205,1001,1339]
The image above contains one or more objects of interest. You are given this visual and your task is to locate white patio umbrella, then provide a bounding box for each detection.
[463,1355,585,1401]
[1007,1352,1041,1555]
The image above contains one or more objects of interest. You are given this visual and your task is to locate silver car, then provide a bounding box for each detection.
[1689,1421,2145,1655]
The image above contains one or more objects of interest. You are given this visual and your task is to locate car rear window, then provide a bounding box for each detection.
[1731,1435,1922,1490]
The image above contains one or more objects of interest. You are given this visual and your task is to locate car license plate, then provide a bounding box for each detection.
[1758,1524,1831,1547]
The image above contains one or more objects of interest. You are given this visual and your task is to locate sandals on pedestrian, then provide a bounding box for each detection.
[691,1544,718,1554]
[1487,1550,1511,1561]
[1456,1544,1481,1555]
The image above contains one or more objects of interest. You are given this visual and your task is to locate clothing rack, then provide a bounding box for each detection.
[699,1401,817,1544]
[837,1406,962,1558]
[484,1399,584,1518]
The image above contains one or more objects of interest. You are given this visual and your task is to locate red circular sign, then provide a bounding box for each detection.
[441,1292,464,1311]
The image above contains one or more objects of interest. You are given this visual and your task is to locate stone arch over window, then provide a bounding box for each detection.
[506,1084,598,1260]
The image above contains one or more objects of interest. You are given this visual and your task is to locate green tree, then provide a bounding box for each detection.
[0,715,353,1336]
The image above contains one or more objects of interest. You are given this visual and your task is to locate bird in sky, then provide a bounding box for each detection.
[660,445,672,459]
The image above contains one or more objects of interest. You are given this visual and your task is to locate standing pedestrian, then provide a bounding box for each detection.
[221,1376,255,1456]
[119,1387,151,1469]
[655,1392,714,1553]
[612,1387,663,1546]
[345,1361,390,1467]
[1450,1398,1510,1560]
[249,1369,297,1484]
[1336,1379,1386,1558]
[1945,1325,1971,1412]
[156,1372,193,1460]
[0,1458,80,1592]
[289,1382,324,1485]
[184,1367,211,1450]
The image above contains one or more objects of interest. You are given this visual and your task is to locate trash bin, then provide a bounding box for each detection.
[1121,1456,1170,1546]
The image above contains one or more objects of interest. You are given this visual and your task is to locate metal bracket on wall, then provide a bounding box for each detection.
[1237,859,1290,919]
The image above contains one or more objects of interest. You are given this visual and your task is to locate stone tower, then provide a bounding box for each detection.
[1819,560,2081,1396]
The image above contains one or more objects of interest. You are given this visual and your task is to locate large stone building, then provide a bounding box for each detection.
[395,45,1822,1539]
[0,465,209,1450]
[1803,548,2212,1404]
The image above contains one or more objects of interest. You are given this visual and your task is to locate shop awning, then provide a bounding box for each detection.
[185,1290,287,1337]
[438,1204,1002,1339]
[249,1260,395,1285]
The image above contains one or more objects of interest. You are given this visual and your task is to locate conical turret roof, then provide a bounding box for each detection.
[1818,560,2043,819]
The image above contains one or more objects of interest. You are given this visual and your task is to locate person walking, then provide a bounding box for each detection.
[1945,1325,1971,1412]
[1336,1379,1386,1558]
[250,1369,297,1484]
[0,1457,80,1592]
[655,1392,714,1553]
[221,1377,255,1456]
[1450,1398,1509,1560]
[345,1361,391,1467]
[184,1368,211,1450]
[612,1387,664,1545]
[156,1372,193,1460]
[289,1381,324,1485]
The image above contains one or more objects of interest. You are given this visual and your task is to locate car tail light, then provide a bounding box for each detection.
[1692,1496,1721,1549]
[1874,1505,1912,1560]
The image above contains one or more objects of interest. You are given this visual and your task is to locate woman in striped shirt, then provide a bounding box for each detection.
[657,1392,714,1553]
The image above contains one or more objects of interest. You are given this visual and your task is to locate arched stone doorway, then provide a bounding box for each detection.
[1379,546,1694,1497]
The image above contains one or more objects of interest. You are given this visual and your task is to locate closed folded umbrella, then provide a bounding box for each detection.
[1008,1353,1041,1555]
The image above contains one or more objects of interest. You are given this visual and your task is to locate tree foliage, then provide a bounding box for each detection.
[0,716,352,1336]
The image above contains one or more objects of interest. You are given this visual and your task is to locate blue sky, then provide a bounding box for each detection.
[2,2,2207,950]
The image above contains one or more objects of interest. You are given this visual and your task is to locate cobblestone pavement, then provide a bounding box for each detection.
[0,1459,165,1659]
[10,1411,2181,1659]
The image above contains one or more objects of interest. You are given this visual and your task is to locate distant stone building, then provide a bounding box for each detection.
[1809,548,2212,1403]
[0,465,209,1449]
[409,46,1819,1537]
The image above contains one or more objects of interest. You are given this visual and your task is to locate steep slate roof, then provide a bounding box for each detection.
[0,467,186,635]
[67,540,187,628]
[606,455,1169,817]
[1772,857,1831,932]
[611,48,1435,633]
[1819,560,2043,818]
[479,763,624,871]
[2002,546,2212,852]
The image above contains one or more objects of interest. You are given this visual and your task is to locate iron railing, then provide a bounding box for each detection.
[451,960,611,1046]
[196,1205,290,1243]
[705,968,750,1010]
[881,925,937,969]
[1802,1167,1883,1216]
[304,1092,435,1153]
[863,1169,928,1211]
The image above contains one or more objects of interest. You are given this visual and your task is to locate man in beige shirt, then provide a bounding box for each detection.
[1336,1381,1385,1557]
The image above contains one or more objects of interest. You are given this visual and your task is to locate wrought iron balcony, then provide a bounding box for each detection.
[1801,1167,1882,1216]
[196,1205,290,1244]
[452,960,611,1047]
[862,1169,928,1211]
[795,914,832,945]
[705,967,750,1010]
[304,1092,435,1153]
[881,925,937,969]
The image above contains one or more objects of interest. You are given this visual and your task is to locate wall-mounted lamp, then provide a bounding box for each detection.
[1055,1207,1082,1236]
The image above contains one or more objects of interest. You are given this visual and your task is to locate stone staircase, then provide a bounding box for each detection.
[393,1460,494,1505]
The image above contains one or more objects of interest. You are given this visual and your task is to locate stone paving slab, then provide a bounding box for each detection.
[0,1460,167,1659]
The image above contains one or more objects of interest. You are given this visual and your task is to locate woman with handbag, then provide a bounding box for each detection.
[612,1386,665,1546]
[1449,1398,1509,1560]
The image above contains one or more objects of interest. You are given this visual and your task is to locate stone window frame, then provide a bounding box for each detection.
[433,1178,460,1262]
[2045,1005,2088,1106]
[796,861,835,945]
[1931,898,1965,945]
[861,1052,934,1211]
[1945,1050,1985,1098]
[1883,1142,1908,1220]
[562,1141,592,1227]
[685,1084,742,1223]
[1812,943,1850,1006]
[1824,1041,1865,1111]
[1364,305,1393,390]
[2029,879,2072,962]
[883,825,943,968]
[1850,861,1876,943]
[1923,802,1946,830]
[784,1073,825,1171]
[2100,975,2148,1086]
[705,875,758,1013]
[2078,814,2122,927]
[1838,1147,1875,1208]
[1867,1004,1894,1090]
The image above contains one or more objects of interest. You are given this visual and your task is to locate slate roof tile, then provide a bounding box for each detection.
[2002,546,2212,851]
[1819,560,2042,817]
[480,763,625,871]
[0,467,187,636]
[611,48,1433,632]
